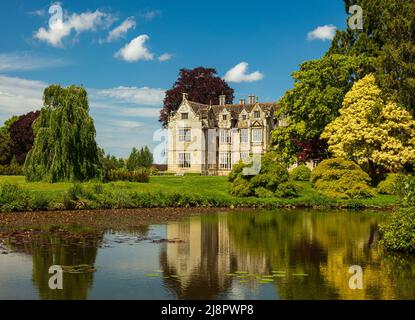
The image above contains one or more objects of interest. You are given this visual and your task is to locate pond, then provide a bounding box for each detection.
[0,209,414,300]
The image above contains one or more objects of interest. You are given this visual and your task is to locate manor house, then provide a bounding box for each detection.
[167,93,284,176]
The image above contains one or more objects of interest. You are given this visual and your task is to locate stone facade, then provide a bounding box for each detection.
[167,94,282,175]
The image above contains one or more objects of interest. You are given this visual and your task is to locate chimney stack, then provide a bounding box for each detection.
[219,95,226,106]
[249,95,256,104]
[240,99,246,105]
[182,93,188,101]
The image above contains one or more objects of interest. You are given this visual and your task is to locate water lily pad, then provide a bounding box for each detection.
[144,273,160,277]
[293,273,309,277]
[235,271,248,274]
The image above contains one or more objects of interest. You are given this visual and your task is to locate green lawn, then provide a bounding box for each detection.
[0,175,398,211]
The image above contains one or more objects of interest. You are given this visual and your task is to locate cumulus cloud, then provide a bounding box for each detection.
[103,17,136,43]
[0,52,66,71]
[224,62,264,83]
[0,75,45,118]
[307,25,337,41]
[115,35,154,62]
[158,53,173,62]
[34,9,114,47]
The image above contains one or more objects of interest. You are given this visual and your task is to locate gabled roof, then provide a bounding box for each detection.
[186,100,279,120]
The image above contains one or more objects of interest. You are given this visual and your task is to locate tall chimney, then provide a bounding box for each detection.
[249,95,255,104]
[219,95,226,106]
[240,99,246,105]
[182,93,188,101]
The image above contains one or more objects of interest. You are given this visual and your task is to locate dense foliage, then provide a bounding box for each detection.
[377,174,407,195]
[107,168,150,183]
[311,158,376,199]
[159,67,234,127]
[9,111,40,165]
[290,165,312,182]
[272,54,372,163]
[380,177,415,252]
[229,153,292,198]
[331,0,415,113]
[24,85,102,182]
[322,75,415,175]
[126,146,154,170]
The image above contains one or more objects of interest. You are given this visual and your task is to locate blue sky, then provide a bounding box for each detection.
[0,0,347,161]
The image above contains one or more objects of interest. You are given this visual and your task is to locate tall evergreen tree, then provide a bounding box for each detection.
[24,85,102,182]
[330,0,415,112]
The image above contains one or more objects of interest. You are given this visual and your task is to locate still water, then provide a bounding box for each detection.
[0,209,414,300]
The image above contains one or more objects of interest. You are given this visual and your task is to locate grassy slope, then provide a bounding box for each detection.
[0,175,398,209]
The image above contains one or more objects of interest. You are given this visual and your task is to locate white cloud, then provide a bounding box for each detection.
[0,52,66,71]
[103,17,136,43]
[0,75,45,118]
[91,86,165,106]
[34,10,114,47]
[158,53,173,62]
[224,62,264,83]
[115,35,154,62]
[307,25,337,41]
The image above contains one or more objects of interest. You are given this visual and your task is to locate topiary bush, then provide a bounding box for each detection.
[290,165,312,181]
[229,152,289,198]
[377,173,407,195]
[380,176,415,253]
[311,158,376,199]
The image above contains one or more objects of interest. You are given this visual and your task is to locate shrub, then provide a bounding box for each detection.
[0,182,30,212]
[290,165,311,181]
[254,187,275,198]
[380,177,415,252]
[107,168,150,183]
[0,164,23,175]
[275,182,300,198]
[377,173,407,195]
[229,152,289,198]
[311,158,376,199]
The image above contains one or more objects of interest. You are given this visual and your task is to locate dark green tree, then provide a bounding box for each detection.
[330,0,415,112]
[138,146,154,168]
[24,85,102,182]
[0,131,13,165]
[126,146,154,170]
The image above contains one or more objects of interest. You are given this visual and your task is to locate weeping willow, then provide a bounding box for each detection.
[24,85,102,182]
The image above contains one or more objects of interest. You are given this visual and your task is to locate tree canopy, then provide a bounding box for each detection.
[271,54,373,163]
[9,111,40,165]
[330,0,415,113]
[126,146,154,170]
[322,74,415,174]
[24,85,102,182]
[159,67,234,127]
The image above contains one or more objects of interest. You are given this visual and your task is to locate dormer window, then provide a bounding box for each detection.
[242,115,247,121]
[223,115,227,121]
[181,113,189,120]
[254,111,260,118]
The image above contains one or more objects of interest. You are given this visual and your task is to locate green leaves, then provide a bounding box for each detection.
[24,85,102,182]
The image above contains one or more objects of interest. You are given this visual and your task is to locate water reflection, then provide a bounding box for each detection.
[1,210,415,300]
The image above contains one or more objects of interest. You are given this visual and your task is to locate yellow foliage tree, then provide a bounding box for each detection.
[322,74,415,173]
